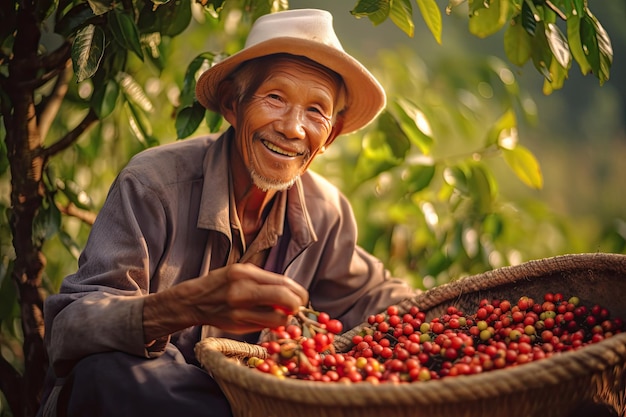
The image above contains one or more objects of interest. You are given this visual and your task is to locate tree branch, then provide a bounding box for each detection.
[39,60,73,142]
[41,108,99,159]
[58,202,97,226]
[545,0,567,20]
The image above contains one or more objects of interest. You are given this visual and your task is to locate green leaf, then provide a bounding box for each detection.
[55,3,96,37]
[354,130,399,183]
[169,0,193,36]
[545,22,570,69]
[483,212,504,239]
[391,99,434,155]
[542,57,567,94]
[389,0,414,38]
[91,78,119,119]
[584,11,612,85]
[58,230,82,260]
[468,0,510,39]
[520,0,537,36]
[530,22,553,82]
[72,24,106,83]
[124,101,153,147]
[151,0,192,37]
[32,194,62,247]
[416,0,442,43]
[351,0,390,26]
[468,164,495,213]
[567,14,592,75]
[205,110,223,133]
[180,52,217,109]
[502,145,543,189]
[404,164,436,194]
[579,15,595,74]
[504,18,532,67]
[89,42,127,87]
[376,111,411,160]
[570,0,584,18]
[176,102,206,139]
[442,166,469,195]
[116,72,153,113]
[424,249,452,277]
[487,109,517,148]
[108,8,144,60]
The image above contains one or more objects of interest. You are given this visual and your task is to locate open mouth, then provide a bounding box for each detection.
[262,140,301,157]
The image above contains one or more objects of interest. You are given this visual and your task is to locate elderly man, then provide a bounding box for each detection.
[39,8,417,417]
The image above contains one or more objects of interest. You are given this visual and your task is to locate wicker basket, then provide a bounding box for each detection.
[195,253,626,417]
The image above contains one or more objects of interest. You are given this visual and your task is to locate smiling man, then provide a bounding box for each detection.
[39,9,417,417]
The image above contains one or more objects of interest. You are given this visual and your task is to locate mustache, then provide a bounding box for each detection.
[255,132,309,157]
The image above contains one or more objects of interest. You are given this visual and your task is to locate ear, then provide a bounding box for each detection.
[217,80,237,126]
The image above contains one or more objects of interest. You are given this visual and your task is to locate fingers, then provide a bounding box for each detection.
[227,277,303,315]
[219,308,293,334]
[227,263,309,312]
[186,263,310,333]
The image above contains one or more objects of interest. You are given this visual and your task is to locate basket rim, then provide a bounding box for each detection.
[411,252,626,312]
[198,332,626,406]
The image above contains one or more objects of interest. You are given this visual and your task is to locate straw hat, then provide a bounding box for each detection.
[195,9,386,135]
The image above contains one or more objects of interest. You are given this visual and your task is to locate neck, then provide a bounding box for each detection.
[230,141,277,240]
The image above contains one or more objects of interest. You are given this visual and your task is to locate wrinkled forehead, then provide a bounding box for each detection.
[230,53,347,110]
[238,54,344,91]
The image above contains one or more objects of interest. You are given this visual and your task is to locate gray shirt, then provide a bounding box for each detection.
[44,129,416,376]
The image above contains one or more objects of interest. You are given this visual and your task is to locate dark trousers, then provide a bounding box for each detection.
[38,344,232,417]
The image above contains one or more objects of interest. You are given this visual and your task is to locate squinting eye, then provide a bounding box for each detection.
[268,94,282,101]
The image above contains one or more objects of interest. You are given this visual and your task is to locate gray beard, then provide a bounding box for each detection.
[249,167,299,192]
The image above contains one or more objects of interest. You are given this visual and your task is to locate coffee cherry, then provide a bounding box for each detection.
[250,294,624,384]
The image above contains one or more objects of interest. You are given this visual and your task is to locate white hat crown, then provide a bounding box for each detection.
[244,9,344,51]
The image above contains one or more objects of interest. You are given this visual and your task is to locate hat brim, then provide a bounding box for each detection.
[195,37,386,136]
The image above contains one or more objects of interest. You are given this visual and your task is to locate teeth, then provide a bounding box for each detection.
[263,140,298,157]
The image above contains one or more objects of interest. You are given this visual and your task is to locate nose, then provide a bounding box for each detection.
[276,106,306,140]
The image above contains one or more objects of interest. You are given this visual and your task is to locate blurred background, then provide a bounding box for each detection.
[294,0,626,283]
[295,0,626,252]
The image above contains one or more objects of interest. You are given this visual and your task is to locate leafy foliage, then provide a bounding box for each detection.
[0,0,619,416]
[350,0,612,94]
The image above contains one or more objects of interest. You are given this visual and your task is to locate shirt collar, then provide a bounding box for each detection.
[197,128,316,249]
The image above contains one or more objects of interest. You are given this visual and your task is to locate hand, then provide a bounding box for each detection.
[143,263,309,342]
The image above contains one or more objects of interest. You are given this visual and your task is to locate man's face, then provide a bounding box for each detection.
[229,58,342,191]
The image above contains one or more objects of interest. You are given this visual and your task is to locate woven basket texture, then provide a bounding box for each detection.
[195,253,626,417]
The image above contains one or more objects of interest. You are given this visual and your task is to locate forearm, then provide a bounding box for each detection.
[143,264,308,342]
[142,283,198,343]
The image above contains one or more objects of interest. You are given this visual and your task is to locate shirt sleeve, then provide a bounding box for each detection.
[44,169,170,376]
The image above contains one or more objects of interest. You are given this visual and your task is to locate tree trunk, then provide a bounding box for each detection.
[2,2,49,416]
